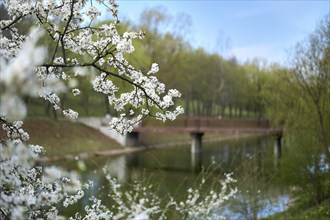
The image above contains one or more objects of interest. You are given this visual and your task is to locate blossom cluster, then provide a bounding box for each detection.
[1,119,29,143]
[0,141,90,219]
[177,173,237,219]
[1,0,183,133]
[69,169,237,220]
[103,171,162,219]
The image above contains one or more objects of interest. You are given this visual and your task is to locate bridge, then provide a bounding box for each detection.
[125,118,282,162]
[77,117,283,168]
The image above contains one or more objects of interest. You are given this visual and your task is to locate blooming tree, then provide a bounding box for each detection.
[0,0,183,132]
[0,0,235,219]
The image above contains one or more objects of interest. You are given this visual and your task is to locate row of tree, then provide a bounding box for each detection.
[133,7,273,118]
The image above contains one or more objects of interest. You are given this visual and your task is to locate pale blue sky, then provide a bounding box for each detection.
[115,0,329,65]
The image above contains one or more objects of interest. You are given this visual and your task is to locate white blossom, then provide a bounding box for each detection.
[92,73,119,95]
[2,120,29,142]
[148,63,159,75]
[72,88,81,96]
[63,109,79,120]
[85,6,101,20]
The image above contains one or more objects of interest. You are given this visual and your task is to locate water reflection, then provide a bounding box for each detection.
[60,136,289,218]
[191,151,202,172]
[104,156,127,182]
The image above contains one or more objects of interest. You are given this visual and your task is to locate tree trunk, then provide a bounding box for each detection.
[239,105,243,118]
[229,105,233,118]
[81,94,90,116]
[104,95,110,115]
[315,102,330,162]
[44,102,50,116]
[185,96,190,116]
[221,105,225,118]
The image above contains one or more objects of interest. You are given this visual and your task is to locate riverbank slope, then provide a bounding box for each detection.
[15,117,122,158]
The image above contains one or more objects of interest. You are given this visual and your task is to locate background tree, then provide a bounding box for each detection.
[290,15,330,161]
[263,15,330,206]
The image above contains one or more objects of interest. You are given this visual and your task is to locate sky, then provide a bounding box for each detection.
[114,0,329,65]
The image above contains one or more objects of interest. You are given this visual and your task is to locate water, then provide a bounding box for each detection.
[58,135,290,219]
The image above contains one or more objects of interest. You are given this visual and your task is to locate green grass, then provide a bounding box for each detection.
[22,117,122,158]
[26,97,107,117]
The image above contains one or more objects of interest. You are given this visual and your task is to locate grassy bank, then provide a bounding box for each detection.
[22,117,122,158]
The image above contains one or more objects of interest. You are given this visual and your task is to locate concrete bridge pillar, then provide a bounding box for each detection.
[125,131,140,147]
[191,132,204,154]
[274,134,282,168]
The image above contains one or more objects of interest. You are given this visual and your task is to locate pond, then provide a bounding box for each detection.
[57,135,290,219]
